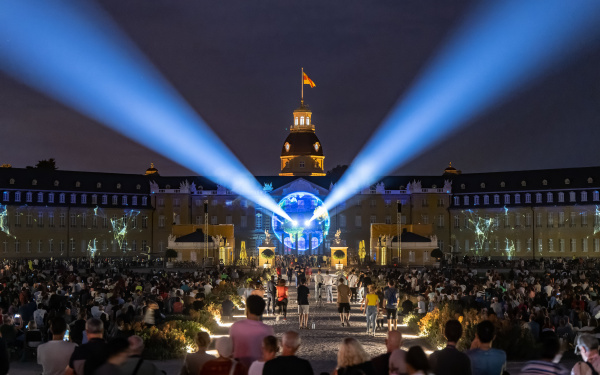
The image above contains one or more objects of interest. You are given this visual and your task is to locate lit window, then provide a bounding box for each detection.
[299,161,305,168]
[295,117,298,125]
[15,192,21,202]
[300,117,304,125]
[493,195,500,204]
[2,192,8,201]
[132,196,138,205]
[81,194,87,204]
[525,193,531,203]
[515,194,521,204]
[595,191,600,201]
[306,117,310,125]
[483,195,489,205]
[37,192,43,203]
[26,192,32,202]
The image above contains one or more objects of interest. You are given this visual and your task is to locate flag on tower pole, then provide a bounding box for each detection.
[301,67,315,101]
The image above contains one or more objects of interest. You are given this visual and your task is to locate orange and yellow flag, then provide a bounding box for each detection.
[303,73,316,88]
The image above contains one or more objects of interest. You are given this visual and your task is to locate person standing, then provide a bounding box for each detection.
[66,318,108,375]
[37,317,78,375]
[120,335,164,375]
[262,331,314,375]
[276,279,289,320]
[179,332,215,375]
[429,320,471,375]
[371,330,405,375]
[520,336,568,375]
[229,295,274,368]
[325,270,334,303]
[347,271,358,303]
[337,277,352,327]
[314,270,324,302]
[384,281,399,331]
[361,285,380,336]
[297,279,310,329]
[248,335,278,375]
[466,320,507,375]
[266,276,277,316]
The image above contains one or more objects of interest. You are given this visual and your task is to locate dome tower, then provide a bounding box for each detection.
[280,101,325,176]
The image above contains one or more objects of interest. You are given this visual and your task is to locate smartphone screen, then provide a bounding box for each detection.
[63,329,70,342]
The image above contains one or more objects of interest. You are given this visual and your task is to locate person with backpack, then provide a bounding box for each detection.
[384,280,399,331]
[572,333,600,375]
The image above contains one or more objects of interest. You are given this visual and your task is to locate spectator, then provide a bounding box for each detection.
[332,337,374,375]
[180,332,215,375]
[371,330,405,375]
[519,336,568,375]
[200,337,247,375]
[66,318,109,375]
[266,276,277,316]
[38,317,77,375]
[384,280,399,331]
[221,295,234,322]
[0,331,8,375]
[429,319,471,375]
[276,279,289,320]
[263,331,313,375]
[92,337,130,375]
[297,279,310,329]
[248,335,278,375]
[229,295,274,368]
[467,320,507,375]
[401,295,414,316]
[527,314,540,341]
[361,285,379,336]
[120,335,164,375]
[337,277,352,327]
[572,333,600,375]
[405,346,430,375]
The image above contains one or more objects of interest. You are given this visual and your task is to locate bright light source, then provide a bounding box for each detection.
[322,0,600,213]
[291,220,298,227]
[0,1,291,221]
[304,220,311,227]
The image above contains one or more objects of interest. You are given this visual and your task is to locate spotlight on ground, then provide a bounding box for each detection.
[322,0,600,213]
[0,1,290,221]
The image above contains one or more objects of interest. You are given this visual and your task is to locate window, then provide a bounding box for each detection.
[103,216,108,228]
[543,179,548,186]
[211,216,217,225]
[527,238,532,252]
[255,212,262,229]
[14,240,19,253]
[340,214,346,227]
[464,216,469,229]
[547,192,553,203]
[525,194,531,203]
[571,238,577,252]
[558,192,564,202]
[226,215,232,225]
[174,198,181,207]
[371,199,378,208]
[122,196,127,205]
[240,215,247,228]
[570,212,577,227]
[142,215,148,228]
[547,212,554,227]
[37,192,43,203]
[437,215,444,228]
[370,215,377,224]
[70,194,76,204]
[26,192,32,202]
[548,239,554,252]
[306,117,310,125]
[474,196,480,205]
[112,196,118,205]
[59,240,64,254]
[385,215,392,224]
[48,239,53,253]
[582,191,588,202]
[141,240,147,252]
[195,215,202,225]
[48,212,54,227]
[480,183,486,188]
[90,195,97,205]
[494,195,500,204]
[570,191,576,202]
[463,196,469,205]
[300,117,304,125]
[131,240,137,252]
[595,238,600,253]
[26,213,32,227]
[500,181,506,188]
[158,215,165,228]
[594,191,599,201]
[559,212,565,227]
[483,195,489,205]
[438,240,444,251]
[453,197,460,206]
[38,240,43,253]
[92,214,97,228]
[421,214,429,224]
[493,214,499,228]
[515,194,520,204]
[59,213,66,227]
[409,251,415,263]
[37,212,43,227]
[583,238,589,252]
[102,195,108,204]
[437,198,444,207]
[48,193,54,203]
[142,197,148,206]
[516,239,521,252]
[515,214,521,227]
[582,212,588,226]
[538,238,543,253]
[536,193,542,203]
[559,239,565,252]
[70,214,76,227]
[504,214,509,228]
[465,239,470,252]
[116,183,121,189]
[355,215,362,228]
[504,194,510,204]
[59,193,66,203]
[299,161,305,168]
[454,215,460,228]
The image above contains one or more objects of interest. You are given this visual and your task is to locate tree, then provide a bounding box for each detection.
[165,249,178,261]
[326,165,348,183]
[35,158,57,170]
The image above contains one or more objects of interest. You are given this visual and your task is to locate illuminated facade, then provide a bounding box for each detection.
[280,101,326,176]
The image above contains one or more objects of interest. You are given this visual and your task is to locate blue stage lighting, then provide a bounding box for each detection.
[0,1,290,221]
[322,0,600,213]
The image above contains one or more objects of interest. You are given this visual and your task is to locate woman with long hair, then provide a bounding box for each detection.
[360,285,379,336]
[333,337,374,375]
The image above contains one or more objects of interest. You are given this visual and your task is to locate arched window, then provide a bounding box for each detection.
[480,183,485,188]
[494,195,500,204]
[525,193,531,203]
[582,191,588,202]
[295,117,298,125]
[311,237,319,250]
[515,194,521,204]
[569,191,576,202]
[483,195,489,205]
[474,196,480,205]
[298,237,306,251]
[500,181,506,188]
[504,194,510,204]
[306,117,310,125]
[558,192,564,202]
[547,192,553,203]
[300,117,304,125]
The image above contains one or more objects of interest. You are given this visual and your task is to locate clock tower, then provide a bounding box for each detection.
[280,101,325,176]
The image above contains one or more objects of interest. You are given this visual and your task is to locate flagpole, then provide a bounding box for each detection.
[301,67,304,103]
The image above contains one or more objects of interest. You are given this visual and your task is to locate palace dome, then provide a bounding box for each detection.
[281,132,324,157]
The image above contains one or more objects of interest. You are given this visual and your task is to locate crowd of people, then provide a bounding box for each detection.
[1,255,600,374]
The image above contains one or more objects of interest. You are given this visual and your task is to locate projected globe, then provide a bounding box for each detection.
[271,192,330,251]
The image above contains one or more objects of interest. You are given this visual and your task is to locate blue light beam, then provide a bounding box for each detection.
[0,1,290,221]
[321,0,600,214]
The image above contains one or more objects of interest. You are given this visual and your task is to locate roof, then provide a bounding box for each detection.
[281,132,323,157]
[175,229,208,243]
[392,231,431,243]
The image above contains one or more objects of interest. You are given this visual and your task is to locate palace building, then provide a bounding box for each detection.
[1,101,600,265]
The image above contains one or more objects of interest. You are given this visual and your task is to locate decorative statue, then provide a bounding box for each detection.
[264,229,272,245]
[211,235,223,247]
[334,229,342,245]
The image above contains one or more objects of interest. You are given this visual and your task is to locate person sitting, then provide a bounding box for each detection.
[405,346,430,375]
[262,331,314,375]
[332,337,375,375]
[37,317,78,375]
[248,335,278,375]
[221,295,234,322]
[520,336,568,375]
[466,320,507,375]
[200,337,247,375]
[572,333,600,375]
[429,319,471,375]
[180,332,215,375]
[371,330,405,375]
[92,337,130,375]
[120,335,164,375]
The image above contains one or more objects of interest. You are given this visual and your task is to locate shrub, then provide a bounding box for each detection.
[261,249,275,259]
[139,325,187,360]
[333,250,346,260]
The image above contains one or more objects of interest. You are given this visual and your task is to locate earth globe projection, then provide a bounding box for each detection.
[271,192,330,251]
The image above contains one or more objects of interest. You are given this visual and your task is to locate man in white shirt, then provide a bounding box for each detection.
[347,271,358,303]
[38,317,78,375]
[325,270,334,303]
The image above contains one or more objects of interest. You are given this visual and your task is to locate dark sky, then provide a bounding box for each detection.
[1,0,599,177]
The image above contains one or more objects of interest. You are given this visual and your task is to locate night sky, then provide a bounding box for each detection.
[1,0,599,177]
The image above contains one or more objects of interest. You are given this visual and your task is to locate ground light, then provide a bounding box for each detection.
[0,1,290,221]
[320,0,600,214]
